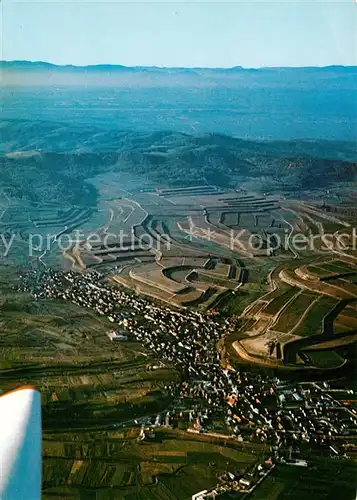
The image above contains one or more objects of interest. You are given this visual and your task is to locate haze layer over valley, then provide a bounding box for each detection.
[2,62,356,140]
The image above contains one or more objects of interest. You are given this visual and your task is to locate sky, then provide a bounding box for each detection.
[1,0,356,68]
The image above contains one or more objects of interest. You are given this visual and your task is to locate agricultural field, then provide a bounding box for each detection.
[333,301,357,333]
[273,291,319,334]
[1,179,355,372]
[0,200,97,267]
[70,187,278,309]
[0,273,178,429]
[319,260,356,276]
[296,295,340,337]
[215,285,266,317]
[49,183,355,371]
[42,428,261,500]
[249,460,357,500]
[226,253,356,368]
[303,349,345,369]
[263,287,299,317]
[322,277,357,297]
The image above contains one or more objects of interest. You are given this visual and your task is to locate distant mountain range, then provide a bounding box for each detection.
[2,60,356,92]
[1,60,356,72]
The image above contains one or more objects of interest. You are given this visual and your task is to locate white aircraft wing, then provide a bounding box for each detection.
[0,386,41,500]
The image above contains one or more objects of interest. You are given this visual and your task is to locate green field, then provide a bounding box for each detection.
[0,274,178,430]
[319,261,356,276]
[250,460,357,500]
[216,284,267,317]
[274,291,319,333]
[263,287,298,316]
[324,278,357,296]
[304,349,345,369]
[42,429,260,499]
[306,266,332,278]
[296,296,339,337]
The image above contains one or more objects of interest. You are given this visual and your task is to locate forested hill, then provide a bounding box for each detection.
[1,120,356,205]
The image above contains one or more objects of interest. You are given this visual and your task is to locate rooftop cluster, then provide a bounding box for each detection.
[20,269,357,466]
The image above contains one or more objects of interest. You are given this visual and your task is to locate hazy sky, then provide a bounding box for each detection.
[1,0,356,67]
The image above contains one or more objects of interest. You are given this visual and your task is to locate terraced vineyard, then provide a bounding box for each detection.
[2,171,355,371]
[26,182,350,371]
[273,291,319,333]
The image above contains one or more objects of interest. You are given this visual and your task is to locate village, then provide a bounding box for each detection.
[20,268,357,498]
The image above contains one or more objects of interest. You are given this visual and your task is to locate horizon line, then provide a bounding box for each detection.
[1,59,356,71]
